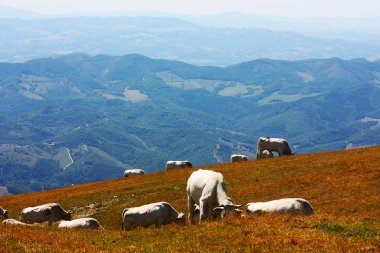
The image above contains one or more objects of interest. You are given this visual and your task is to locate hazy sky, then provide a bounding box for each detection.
[0,0,379,17]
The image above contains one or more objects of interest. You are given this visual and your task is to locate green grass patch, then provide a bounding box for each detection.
[312,221,379,239]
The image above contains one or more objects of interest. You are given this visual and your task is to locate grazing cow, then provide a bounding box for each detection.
[246,198,314,215]
[186,169,243,224]
[0,206,8,219]
[165,160,193,170]
[256,137,293,159]
[2,219,31,226]
[58,218,104,230]
[230,154,248,162]
[124,169,145,177]
[260,150,274,159]
[20,203,71,226]
[121,201,185,230]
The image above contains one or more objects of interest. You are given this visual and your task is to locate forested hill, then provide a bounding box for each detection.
[0,54,379,193]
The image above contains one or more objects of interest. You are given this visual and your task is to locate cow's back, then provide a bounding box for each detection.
[187,169,224,203]
[21,203,70,223]
[247,198,313,215]
[21,206,49,223]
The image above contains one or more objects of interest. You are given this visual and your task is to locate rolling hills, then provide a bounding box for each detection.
[0,54,380,194]
[1,16,380,65]
[0,146,379,252]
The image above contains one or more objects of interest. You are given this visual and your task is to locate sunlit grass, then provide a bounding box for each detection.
[1,146,379,252]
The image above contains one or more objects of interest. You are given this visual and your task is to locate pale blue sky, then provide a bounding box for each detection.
[0,0,379,17]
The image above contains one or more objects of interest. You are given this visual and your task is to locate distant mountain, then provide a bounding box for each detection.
[184,12,380,33]
[184,12,380,47]
[0,54,379,194]
[1,16,380,65]
[0,4,42,19]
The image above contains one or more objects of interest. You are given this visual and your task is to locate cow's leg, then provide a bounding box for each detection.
[278,149,283,157]
[155,218,164,228]
[48,220,53,227]
[199,198,210,222]
[187,196,196,225]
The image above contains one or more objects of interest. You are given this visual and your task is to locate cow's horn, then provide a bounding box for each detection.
[213,206,224,211]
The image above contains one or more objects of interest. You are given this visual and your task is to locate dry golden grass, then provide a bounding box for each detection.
[1,146,379,252]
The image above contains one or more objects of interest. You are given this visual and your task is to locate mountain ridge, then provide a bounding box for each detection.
[1,15,380,65]
[0,54,379,194]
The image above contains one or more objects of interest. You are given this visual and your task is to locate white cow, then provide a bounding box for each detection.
[186,169,243,224]
[230,154,248,162]
[121,201,185,230]
[256,137,293,159]
[2,218,31,226]
[20,203,72,226]
[246,198,314,215]
[58,218,104,230]
[0,206,8,219]
[124,169,145,177]
[165,160,192,170]
[260,150,274,159]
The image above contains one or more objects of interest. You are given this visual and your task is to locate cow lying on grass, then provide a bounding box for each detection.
[122,202,185,230]
[124,169,145,177]
[246,198,314,215]
[2,218,32,226]
[59,218,104,230]
[165,160,192,170]
[230,154,248,162]
[260,150,274,159]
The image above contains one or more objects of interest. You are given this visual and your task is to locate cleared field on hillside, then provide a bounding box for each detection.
[1,146,379,252]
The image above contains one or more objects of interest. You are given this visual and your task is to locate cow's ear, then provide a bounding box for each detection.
[234,204,243,208]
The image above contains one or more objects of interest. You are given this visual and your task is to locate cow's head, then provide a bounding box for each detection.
[213,204,244,219]
[175,213,186,223]
[246,203,264,215]
[3,210,8,219]
[65,211,72,221]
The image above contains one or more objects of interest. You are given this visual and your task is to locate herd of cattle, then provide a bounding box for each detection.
[1,137,309,230]
[125,137,293,176]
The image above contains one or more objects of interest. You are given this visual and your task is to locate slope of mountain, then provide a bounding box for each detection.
[0,54,379,193]
[0,147,379,252]
[1,16,380,65]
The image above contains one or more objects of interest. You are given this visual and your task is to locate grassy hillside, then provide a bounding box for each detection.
[0,146,379,252]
